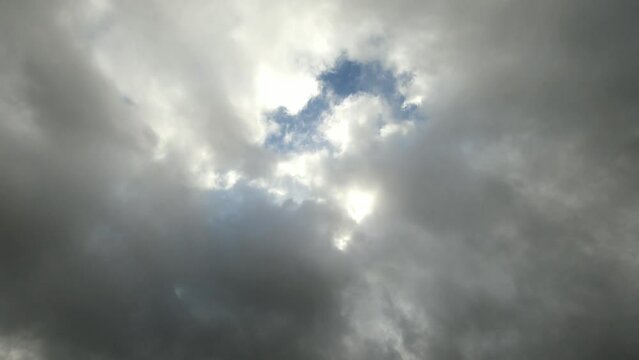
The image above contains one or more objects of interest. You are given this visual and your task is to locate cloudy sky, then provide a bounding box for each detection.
[1,0,638,359]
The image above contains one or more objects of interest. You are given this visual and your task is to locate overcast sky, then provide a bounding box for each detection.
[1,0,638,359]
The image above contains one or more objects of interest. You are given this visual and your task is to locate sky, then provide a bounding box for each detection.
[0,0,638,359]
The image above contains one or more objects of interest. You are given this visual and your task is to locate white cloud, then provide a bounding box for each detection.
[343,187,376,223]
[321,94,389,155]
[255,65,320,114]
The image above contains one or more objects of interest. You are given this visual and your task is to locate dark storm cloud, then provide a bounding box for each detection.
[1,48,350,354]
[0,2,350,359]
[0,58,348,358]
[331,0,639,359]
[1,0,639,359]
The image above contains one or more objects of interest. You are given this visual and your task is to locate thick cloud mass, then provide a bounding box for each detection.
[1,0,638,359]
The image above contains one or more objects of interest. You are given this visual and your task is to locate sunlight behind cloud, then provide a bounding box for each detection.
[333,232,352,251]
[344,188,376,223]
[256,65,320,114]
[275,151,326,187]
[324,117,351,154]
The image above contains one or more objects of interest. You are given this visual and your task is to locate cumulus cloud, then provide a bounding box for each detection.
[1,0,638,359]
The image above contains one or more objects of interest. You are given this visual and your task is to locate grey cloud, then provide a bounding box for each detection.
[2,0,639,359]
[329,0,639,359]
[0,2,350,359]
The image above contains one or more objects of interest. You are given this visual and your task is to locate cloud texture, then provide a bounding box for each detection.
[1,0,638,359]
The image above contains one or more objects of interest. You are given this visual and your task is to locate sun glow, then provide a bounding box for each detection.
[256,66,319,115]
[333,232,352,251]
[344,188,376,223]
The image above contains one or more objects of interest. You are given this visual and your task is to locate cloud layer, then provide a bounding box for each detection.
[1,0,638,359]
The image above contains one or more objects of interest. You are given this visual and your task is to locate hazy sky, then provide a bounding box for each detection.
[1,1,638,359]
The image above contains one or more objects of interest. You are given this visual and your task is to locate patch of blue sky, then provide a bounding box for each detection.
[320,56,422,120]
[265,56,424,153]
[321,57,395,98]
[264,95,332,152]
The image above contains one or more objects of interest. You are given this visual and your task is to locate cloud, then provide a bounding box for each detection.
[1,0,639,359]
[326,1,639,358]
